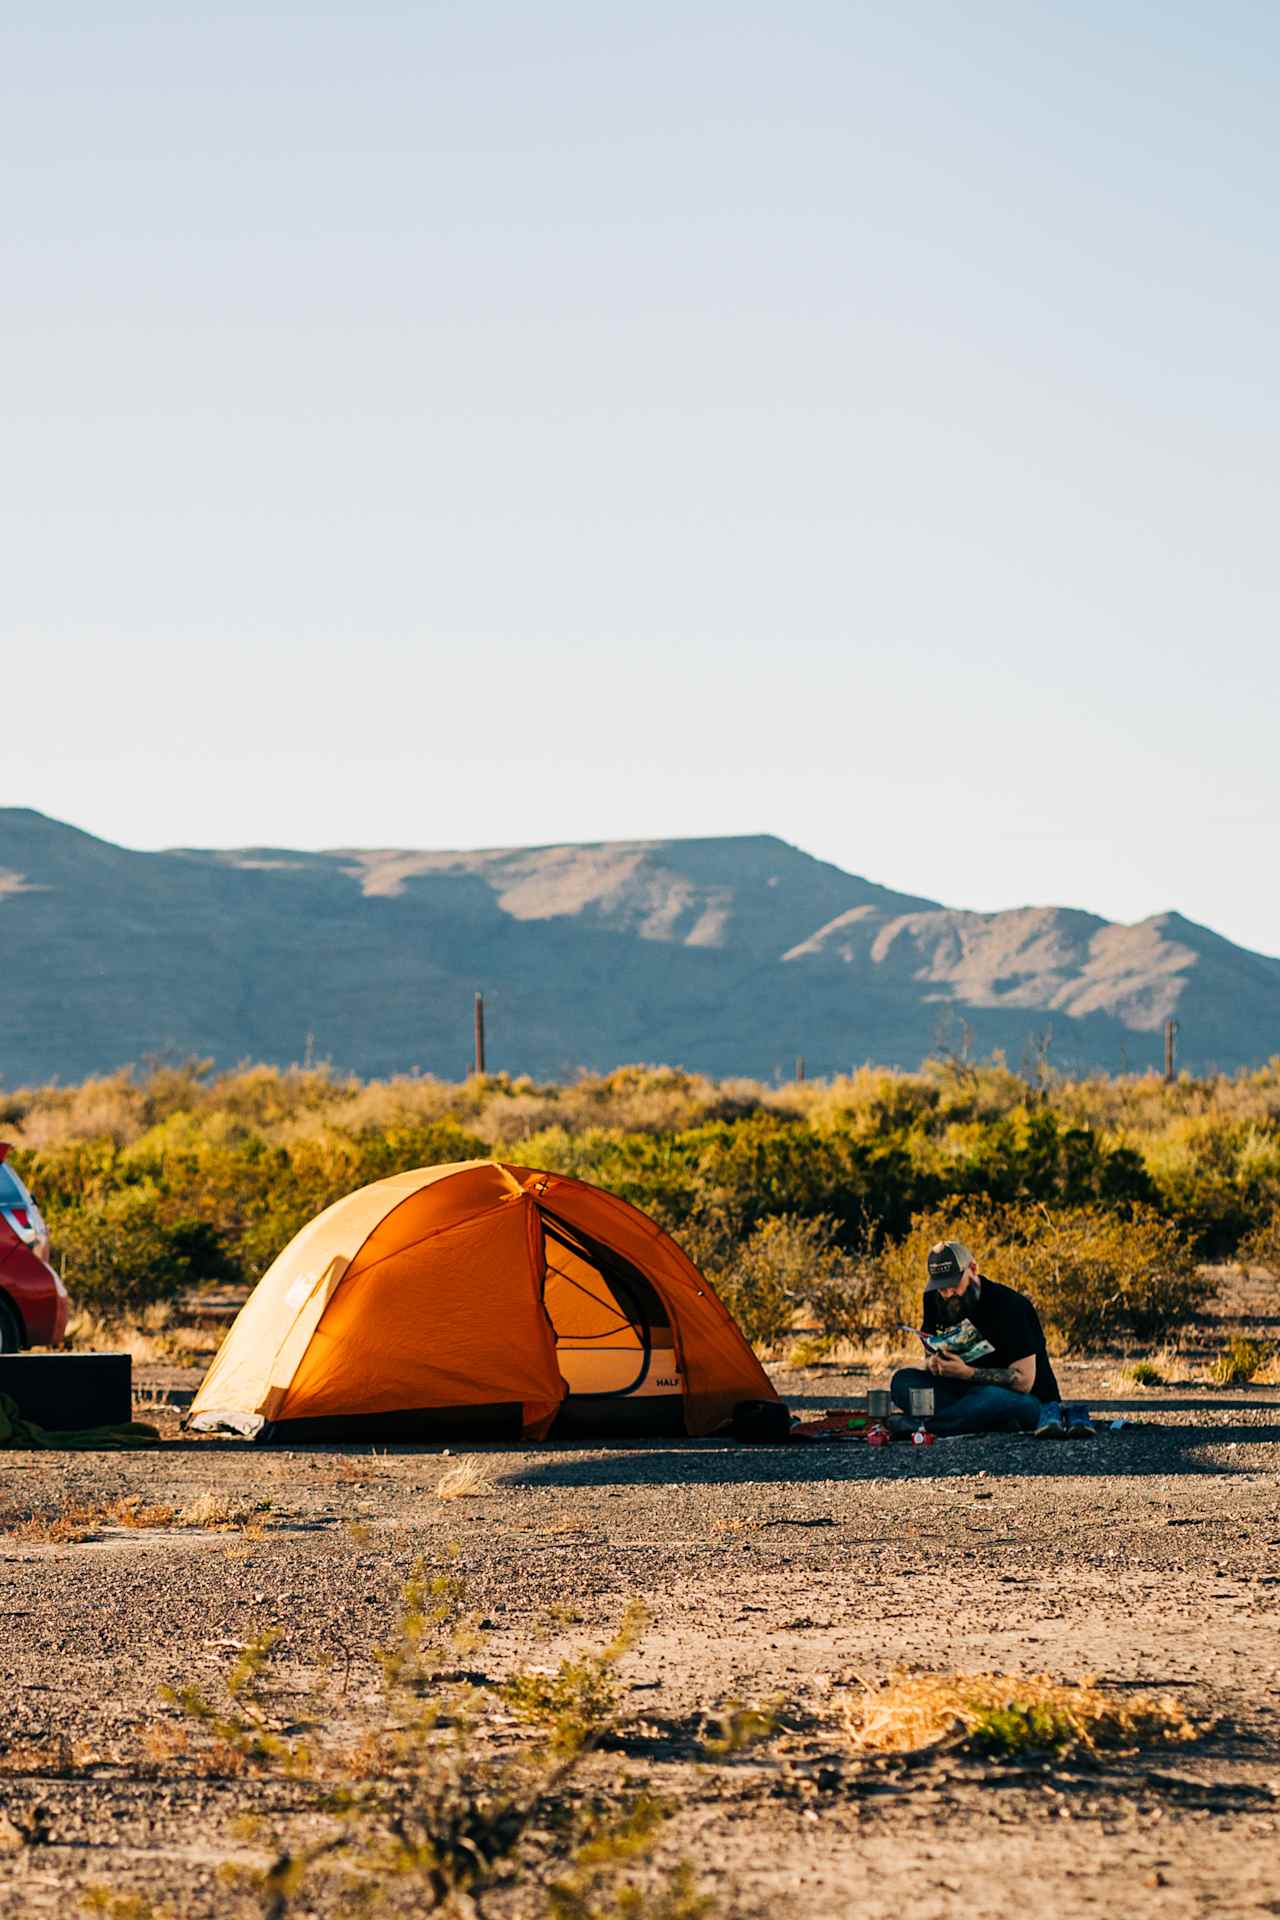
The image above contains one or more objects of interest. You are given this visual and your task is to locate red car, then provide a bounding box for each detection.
[0,1145,68,1352]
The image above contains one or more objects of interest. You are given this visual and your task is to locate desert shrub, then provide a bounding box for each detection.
[559,1063,761,1134]
[1208,1337,1275,1386]
[880,1201,1206,1348]
[1142,1116,1280,1255]
[9,1058,1280,1332]
[152,1572,705,1920]
[693,1115,938,1242]
[508,1125,702,1224]
[28,1109,487,1307]
[931,1106,1157,1212]
[843,1669,1197,1760]
[704,1215,825,1349]
[1126,1360,1164,1386]
[6,1071,149,1150]
[498,1600,646,1753]
[808,1067,942,1136]
[794,1225,900,1346]
[786,1334,837,1367]
[689,1213,897,1351]
[514,1115,936,1248]
[1237,1204,1280,1283]
[52,1190,239,1315]
[1018,1206,1208,1346]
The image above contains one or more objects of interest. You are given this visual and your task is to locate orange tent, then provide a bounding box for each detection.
[189,1161,776,1442]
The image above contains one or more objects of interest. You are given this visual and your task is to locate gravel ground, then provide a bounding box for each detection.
[1,1360,1277,1918]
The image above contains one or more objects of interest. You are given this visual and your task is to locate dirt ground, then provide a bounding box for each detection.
[1,1348,1278,1920]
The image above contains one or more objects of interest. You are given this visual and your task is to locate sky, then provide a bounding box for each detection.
[4,2,1278,955]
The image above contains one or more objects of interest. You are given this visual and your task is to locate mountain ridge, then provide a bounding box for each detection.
[1,809,1276,1083]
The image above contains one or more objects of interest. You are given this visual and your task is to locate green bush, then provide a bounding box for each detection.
[1142,1116,1280,1256]
[1019,1206,1208,1346]
[680,1212,897,1352]
[52,1189,239,1316]
[793,1223,897,1347]
[880,1201,1207,1348]
[1209,1336,1274,1386]
[933,1107,1157,1212]
[232,1119,487,1276]
[10,1057,1280,1343]
[705,1215,827,1350]
[1238,1205,1280,1284]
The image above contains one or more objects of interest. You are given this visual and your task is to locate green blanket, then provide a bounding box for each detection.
[0,1390,159,1450]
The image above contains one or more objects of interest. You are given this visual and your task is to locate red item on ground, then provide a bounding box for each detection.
[790,1409,867,1443]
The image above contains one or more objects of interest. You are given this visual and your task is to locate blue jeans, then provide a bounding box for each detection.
[890,1366,1041,1436]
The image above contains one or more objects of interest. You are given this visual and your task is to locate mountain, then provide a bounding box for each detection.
[1,808,1277,1083]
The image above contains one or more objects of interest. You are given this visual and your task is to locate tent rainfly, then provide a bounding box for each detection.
[189,1160,776,1442]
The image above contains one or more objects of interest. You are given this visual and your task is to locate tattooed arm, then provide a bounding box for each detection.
[929,1352,1036,1392]
[970,1355,1036,1393]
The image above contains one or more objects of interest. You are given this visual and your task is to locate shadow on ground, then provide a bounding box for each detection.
[134,1394,1278,1485]
[500,1435,1275,1490]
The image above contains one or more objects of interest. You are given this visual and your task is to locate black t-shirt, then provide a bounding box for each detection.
[923,1274,1061,1404]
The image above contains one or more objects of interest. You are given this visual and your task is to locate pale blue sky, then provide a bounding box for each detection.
[5,3,1278,954]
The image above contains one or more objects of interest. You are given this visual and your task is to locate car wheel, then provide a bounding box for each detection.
[0,1297,23,1354]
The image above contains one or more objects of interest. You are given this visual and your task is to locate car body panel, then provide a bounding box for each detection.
[0,1153,69,1347]
[0,1236,68,1346]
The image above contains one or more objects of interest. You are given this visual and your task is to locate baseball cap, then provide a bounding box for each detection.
[925,1240,973,1292]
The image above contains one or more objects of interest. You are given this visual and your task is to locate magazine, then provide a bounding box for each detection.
[898,1318,995,1365]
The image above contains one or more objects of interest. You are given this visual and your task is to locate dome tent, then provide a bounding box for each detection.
[190,1161,776,1442]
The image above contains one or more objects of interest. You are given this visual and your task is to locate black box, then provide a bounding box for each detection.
[0,1352,132,1432]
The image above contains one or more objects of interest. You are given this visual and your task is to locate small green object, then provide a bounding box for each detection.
[970,1700,1076,1757]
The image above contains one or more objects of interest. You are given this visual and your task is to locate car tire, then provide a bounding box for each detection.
[0,1297,23,1354]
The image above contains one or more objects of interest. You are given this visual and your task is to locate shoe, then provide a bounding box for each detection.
[1034,1401,1067,1438]
[1065,1404,1096,1438]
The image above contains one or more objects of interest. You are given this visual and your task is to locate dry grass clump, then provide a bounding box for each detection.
[66,1306,170,1365]
[435,1456,492,1501]
[1,1502,103,1544]
[82,1887,178,1920]
[177,1491,270,1531]
[104,1494,179,1530]
[1208,1336,1279,1386]
[66,1304,222,1368]
[0,1502,98,1544]
[137,1719,254,1778]
[1,1495,179,1543]
[0,1733,102,1775]
[843,1670,1198,1760]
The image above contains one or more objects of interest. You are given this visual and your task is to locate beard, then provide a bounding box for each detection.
[934,1290,968,1325]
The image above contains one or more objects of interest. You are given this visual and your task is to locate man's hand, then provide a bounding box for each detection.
[927,1353,975,1380]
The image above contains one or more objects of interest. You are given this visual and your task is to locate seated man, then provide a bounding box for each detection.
[891,1239,1077,1437]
